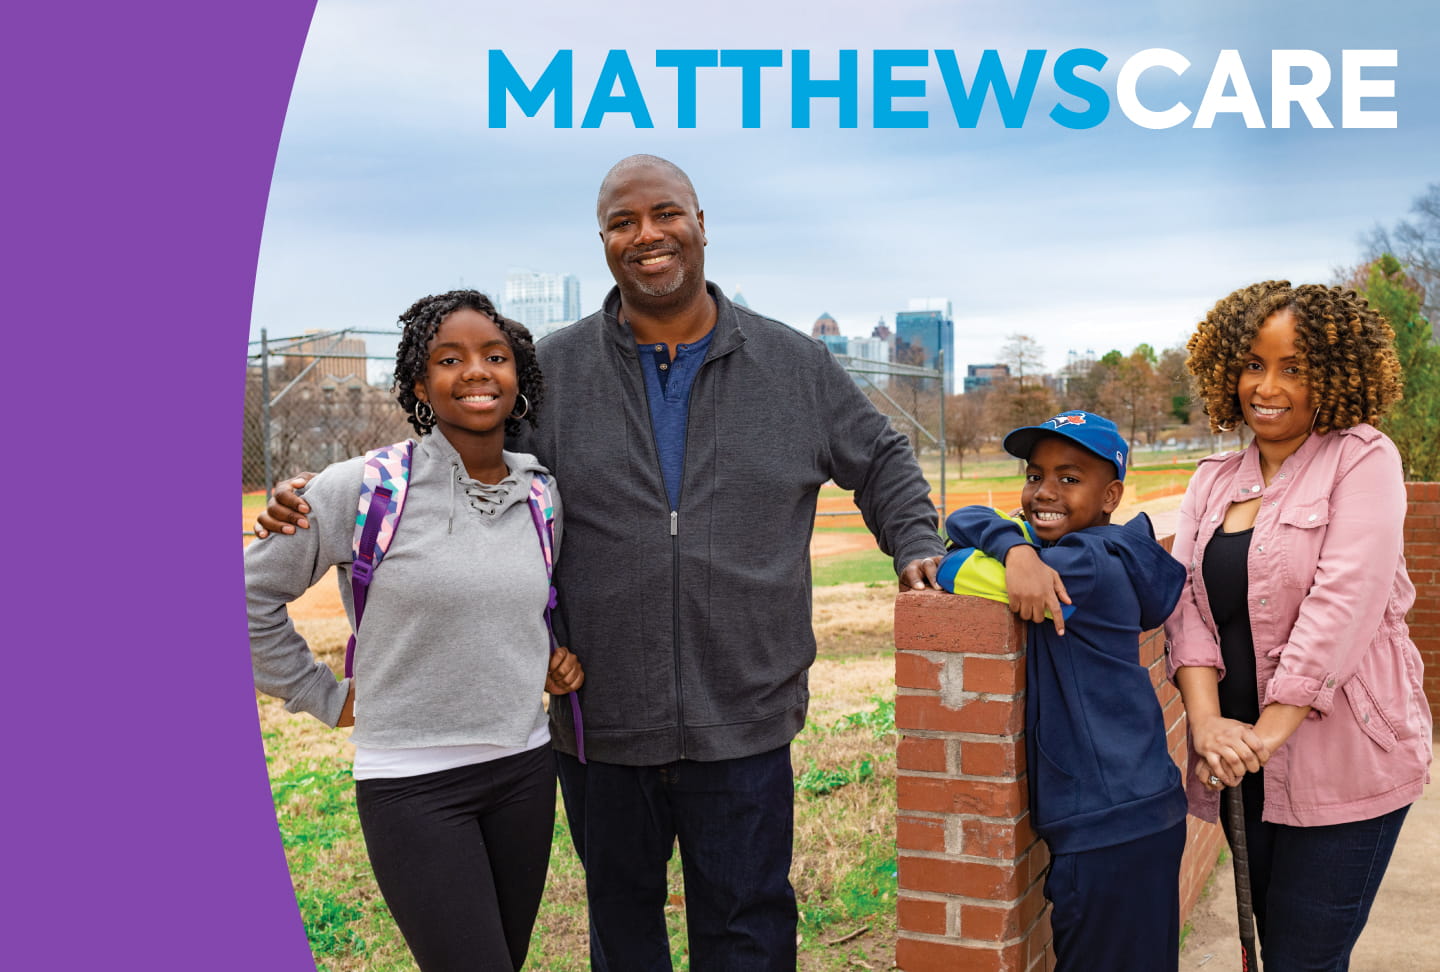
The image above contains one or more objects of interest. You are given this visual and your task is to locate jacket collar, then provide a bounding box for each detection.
[1231,427,1339,500]
[600,281,747,360]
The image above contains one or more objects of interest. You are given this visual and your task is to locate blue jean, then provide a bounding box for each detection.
[1222,779,1410,972]
[1045,820,1186,972]
[555,746,798,972]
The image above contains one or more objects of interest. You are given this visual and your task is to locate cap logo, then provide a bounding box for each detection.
[1047,414,1086,428]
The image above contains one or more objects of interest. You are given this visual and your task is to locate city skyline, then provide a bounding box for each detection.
[250,1,1438,378]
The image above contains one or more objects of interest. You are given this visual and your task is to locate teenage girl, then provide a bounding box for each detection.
[246,290,582,971]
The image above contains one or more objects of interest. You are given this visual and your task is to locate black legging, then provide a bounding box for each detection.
[355,743,556,971]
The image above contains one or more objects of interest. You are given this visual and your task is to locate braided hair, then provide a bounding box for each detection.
[391,290,545,438]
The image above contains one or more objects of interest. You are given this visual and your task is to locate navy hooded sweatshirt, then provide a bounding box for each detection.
[943,507,1188,854]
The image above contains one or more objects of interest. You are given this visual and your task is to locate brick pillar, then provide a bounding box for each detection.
[893,588,1225,971]
[893,590,1048,972]
[1403,483,1440,723]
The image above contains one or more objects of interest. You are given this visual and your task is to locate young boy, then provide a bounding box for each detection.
[939,410,1188,972]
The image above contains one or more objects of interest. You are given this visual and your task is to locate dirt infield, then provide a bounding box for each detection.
[253,485,1191,624]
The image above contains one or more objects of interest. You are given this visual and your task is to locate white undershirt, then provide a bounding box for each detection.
[352,721,550,780]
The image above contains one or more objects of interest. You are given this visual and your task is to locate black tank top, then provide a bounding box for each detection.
[1202,527,1260,725]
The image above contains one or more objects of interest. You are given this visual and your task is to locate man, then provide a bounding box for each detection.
[259,155,947,970]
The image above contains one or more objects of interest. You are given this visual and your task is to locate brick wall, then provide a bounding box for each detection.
[1404,483,1440,723]
[892,485,1439,970]
[892,592,1224,971]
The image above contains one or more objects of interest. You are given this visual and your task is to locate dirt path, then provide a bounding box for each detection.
[1180,756,1439,971]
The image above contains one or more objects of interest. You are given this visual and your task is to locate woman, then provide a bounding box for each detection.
[1167,280,1431,969]
[246,290,583,971]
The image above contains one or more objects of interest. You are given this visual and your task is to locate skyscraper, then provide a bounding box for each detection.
[504,269,581,339]
[895,298,954,395]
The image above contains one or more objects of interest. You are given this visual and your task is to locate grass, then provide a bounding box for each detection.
[258,604,904,970]
[811,549,897,587]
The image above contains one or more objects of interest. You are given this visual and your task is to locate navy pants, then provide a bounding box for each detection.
[555,746,798,971]
[1045,820,1186,972]
[354,744,555,972]
[1222,777,1409,971]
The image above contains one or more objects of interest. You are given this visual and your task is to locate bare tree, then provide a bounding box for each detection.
[1156,345,1192,425]
[945,392,987,478]
[1363,182,1440,323]
[1097,348,1169,448]
[1058,352,1117,412]
[983,376,1058,446]
[999,333,1047,380]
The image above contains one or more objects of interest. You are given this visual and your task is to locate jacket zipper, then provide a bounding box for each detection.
[648,342,728,760]
[671,508,682,756]
[633,315,736,760]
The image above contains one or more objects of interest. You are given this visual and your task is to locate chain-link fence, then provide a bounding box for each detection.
[243,328,411,501]
[832,352,948,518]
[243,328,947,529]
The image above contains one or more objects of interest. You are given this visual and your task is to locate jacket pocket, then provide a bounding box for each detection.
[1278,500,1330,589]
[1032,721,1087,825]
[1342,674,1398,752]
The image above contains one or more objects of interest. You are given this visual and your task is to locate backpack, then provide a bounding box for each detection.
[344,438,584,761]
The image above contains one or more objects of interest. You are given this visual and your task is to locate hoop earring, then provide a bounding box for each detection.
[1309,407,1320,433]
[511,393,530,419]
[414,400,436,430]
[1216,421,1236,433]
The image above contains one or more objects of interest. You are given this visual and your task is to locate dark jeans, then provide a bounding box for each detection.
[1045,820,1186,972]
[555,746,798,972]
[355,744,555,972]
[1222,781,1410,972]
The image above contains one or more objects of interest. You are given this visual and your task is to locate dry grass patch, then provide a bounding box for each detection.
[812,582,897,659]
[257,584,904,970]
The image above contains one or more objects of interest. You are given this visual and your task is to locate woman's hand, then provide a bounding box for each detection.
[1002,544,1071,635]
[1189,713,1268,789]
[545,645,585,695]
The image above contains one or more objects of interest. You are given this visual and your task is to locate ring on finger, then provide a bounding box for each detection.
[1208,775,1221,786]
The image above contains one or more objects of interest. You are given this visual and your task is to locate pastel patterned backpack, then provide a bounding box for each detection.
[344,439,584,761]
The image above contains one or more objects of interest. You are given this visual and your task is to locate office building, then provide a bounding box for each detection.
[895,298,955,395]
[504,269,581,338]
[964,362,1010,393]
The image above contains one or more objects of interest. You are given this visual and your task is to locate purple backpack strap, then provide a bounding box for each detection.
[346,440,414,679]
[528,473,585,763]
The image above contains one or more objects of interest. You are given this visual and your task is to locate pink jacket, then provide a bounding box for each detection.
[1166,424,1432,826]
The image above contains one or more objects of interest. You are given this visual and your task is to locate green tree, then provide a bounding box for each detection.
[1097,346,1169,447]
[1157,345,1192,424]
[1357,254,1440,480]
[1364,183,1440,325]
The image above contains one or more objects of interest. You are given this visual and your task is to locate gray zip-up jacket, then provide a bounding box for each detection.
[521,283,944,765]
[246,433,558,750]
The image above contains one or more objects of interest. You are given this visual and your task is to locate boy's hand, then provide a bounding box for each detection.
[1002,545,1071,635]
[546,645,585,695]
[253,473,317,537]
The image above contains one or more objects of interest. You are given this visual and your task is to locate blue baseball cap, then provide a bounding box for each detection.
[1003,410,1129,481]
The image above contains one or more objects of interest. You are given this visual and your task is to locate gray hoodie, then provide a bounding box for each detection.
[245,432,560,750]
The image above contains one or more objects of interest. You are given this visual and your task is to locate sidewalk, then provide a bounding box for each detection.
[1179,733,1439,971]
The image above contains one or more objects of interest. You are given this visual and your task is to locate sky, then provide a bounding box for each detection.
[251,0,1440,380]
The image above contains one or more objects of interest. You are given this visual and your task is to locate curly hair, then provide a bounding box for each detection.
[1185,281,1404,434]
[391,290,545,438]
